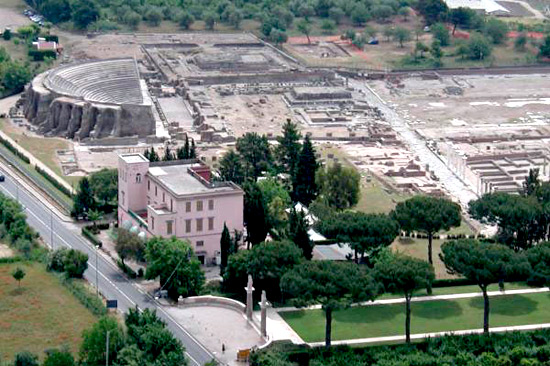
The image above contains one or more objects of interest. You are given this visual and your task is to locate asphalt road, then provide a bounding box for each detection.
[0,167,216,366]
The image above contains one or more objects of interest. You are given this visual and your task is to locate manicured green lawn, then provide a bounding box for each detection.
[379,282,533,300]
[0,262,97,361]
[281,292,550,342]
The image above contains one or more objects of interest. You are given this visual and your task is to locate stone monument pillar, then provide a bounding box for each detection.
[245,274,254,321]
[260,290,268,337]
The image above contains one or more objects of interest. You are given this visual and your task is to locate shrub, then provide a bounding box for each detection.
[47,247,69,272]
[28,49,57,61]
[14,351,38,366]
[63,249,88,278]
[116,259,137,279]
[82,227,102,247]
[0,135,31,163]
[57,274,107,316]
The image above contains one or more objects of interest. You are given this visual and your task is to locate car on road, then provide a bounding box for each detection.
[0,175,5,182]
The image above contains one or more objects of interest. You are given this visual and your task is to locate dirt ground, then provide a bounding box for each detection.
[207,91,293,138]
[0,243,14,258]
[369,73,550,128]
[0,7,30,30]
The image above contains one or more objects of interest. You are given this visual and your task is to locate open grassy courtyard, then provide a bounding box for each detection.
[0,262,97,361]
[281,292,550,343]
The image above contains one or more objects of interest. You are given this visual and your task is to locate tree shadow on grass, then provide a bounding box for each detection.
[469,295,537,316]
[414,300,463,320]
[8,287,25,296]
[334,304,402,324]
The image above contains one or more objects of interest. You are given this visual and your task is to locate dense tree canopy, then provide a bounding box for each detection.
[374,253,435,343]
[392,196,461,264]
[469,192,542,251]
[292,135,318,206]
[243,182,269,246]
[281,260,378,347]
[219,149,245,185]
[316,163,360,210]
[318,211,398,262]
[275,119,301,176]
[145,237,205,300]
[440,239,528,332]
[236,132,272,181]
[224,240,303,301]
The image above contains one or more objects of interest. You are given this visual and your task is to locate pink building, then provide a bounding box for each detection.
[118,153,244,265]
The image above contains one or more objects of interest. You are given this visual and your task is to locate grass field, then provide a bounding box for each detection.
[0,262,97,361]
[281,292,550,343]
[0,118,79,187]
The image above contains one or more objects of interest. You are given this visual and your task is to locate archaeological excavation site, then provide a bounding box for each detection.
[7,32,550,207]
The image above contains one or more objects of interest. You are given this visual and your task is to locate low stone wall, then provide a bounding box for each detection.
[179,295,246,313]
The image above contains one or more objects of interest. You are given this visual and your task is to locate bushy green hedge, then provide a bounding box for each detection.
[116,259,139,279]
[35,165,73,198]
[28,49,57,61]
[82,227,102,247]
[252,329,550,366]
[57,274,107,317]
[0,256,24,264]
[0,135,31,163]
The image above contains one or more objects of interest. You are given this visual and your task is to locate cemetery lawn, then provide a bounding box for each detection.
[281,292,550,343]
[0,262,97,362]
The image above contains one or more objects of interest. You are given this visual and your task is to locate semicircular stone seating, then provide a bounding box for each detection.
[44,59,144,105]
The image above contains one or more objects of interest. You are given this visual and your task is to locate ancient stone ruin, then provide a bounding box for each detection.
[21,59,155,140]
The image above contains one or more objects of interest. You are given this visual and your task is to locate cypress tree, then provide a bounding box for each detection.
[276,119,301,175]
[220,222,231,275]
[244,182,268,247]
[163,145,173,161]
[183,135,190,159]
[288,207,313,259]
[190,138,197,159]
[292,135,318,205]
[73,177,95,217]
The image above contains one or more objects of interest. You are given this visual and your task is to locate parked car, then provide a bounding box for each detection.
[0,175,6,182]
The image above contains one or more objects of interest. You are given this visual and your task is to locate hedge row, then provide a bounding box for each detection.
[0,135,31,163]
[116,259,143,279]
[57,273,107,317]
[82,227,102,248]
[35,165,73,198]
[28,49,57,61]
[0,256,24,264]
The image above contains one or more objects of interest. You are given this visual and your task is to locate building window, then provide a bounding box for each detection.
[151,217,155,230]
[121,191,125,205]
[208,199,214,210]
[186,202,191,212]
[155,186,158,196]
[196,218,203,232]
[208,217,214,231]
[167,220,173,235]
[162,192,165,202]
[170,199,173,212]
[196,200,203,211]
[196,240,204,247]
[148,180,150,191]
[136,173,142,183]
[185,219,191,233]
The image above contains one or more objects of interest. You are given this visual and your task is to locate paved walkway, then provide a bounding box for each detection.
[277,287,550,312]
[166,305,264,366]
[308,323,550,347]
[270,287,550,346]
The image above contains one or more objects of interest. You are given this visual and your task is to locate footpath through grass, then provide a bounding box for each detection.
[281,292,550,343]
[0,262,97,361]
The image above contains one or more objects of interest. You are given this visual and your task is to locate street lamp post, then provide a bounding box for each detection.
[50,209,54,250]
[96,244,99,296]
